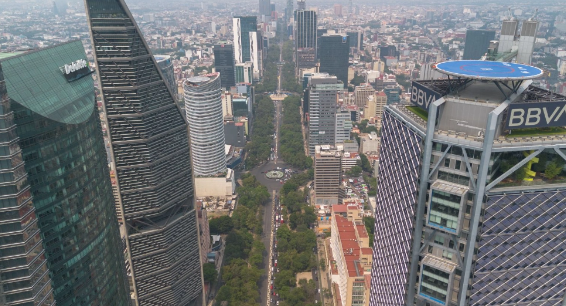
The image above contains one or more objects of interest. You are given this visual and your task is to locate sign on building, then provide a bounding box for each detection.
[506,101,566,129]
[410,81,441,111]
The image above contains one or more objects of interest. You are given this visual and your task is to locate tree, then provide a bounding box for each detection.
[209,216,234,234]
[545,161,563,179]
[347,166,362,177]
[202,263,218,284]
[319,259,326,271]
[358,153,372,172]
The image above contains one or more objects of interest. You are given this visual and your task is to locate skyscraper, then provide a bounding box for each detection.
[155,55,178,100]
[497,18,538,64]
[314,145,342,205]
[84,1,204,305]
[0,40,130,305]
[233,16,258,64]
[462,30,495,60]
[369,61,566,306]
[294,9,317,69]
[214,44,236,89]
[347,30,364,51]
[249,31,263,81]
[306,73,344,156]
[184,73,227,177]
[285,0,293,25]
[319,34,350,86]
[259,0,271,17]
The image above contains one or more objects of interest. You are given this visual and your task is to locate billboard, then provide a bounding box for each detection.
[506,101,566,129]
[410,81,441,111]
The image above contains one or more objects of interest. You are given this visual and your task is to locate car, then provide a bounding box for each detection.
[277,301,280,305]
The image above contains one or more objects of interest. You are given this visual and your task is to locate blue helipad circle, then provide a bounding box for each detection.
[434,60,543,81]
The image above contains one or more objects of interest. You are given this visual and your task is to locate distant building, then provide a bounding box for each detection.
[306,73,344,155]
[354,84,375,108]
[336,110,353,145]
[497,18,538,64]
[233,16,258,64]
[224,121,247,147]
[249,31,263,81]
[364,92,387,122]
[330,205,372,306]
[314,145,343,205]
[259,0,271,17]
[347,30,364,51]
[379,45,397,59]
[462,30,495,60]
[235,62,254,83]
[184,73,227,176]
[359,132,380,154]
[222,91,234,118]
[213,44,236,88]
[333,4,343,16]
[155,55,178,100]
[319,34,350,85]
[384,86,401,104]
[295,9,317,69]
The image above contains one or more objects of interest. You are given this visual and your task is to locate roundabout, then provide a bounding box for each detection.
[265,170,284,179]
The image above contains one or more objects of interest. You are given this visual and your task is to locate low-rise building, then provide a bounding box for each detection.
[195,168,236,198]
[329,205,372,306]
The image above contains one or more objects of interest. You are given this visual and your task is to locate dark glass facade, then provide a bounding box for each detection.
[463,30,495,60]
[234,16,257,63]
[319,35,350,85]
[470,191,566,305]
[84,0,204,305]
[0,41,129,305]
[294,10,317,68]
[213,44,236,88]
[369,110,423,305]
[0,59,55,306]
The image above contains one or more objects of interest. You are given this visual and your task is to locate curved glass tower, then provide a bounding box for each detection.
[184,73,227,177]
[84,0,204,305]
[0,41,130,305]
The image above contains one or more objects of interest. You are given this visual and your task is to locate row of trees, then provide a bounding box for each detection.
[214,174,269,306]
[274,175,321,306]
[245,95,275,169]
[255,43,281,93]
[279,96,313,169]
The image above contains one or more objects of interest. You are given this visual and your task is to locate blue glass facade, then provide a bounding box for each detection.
[0,41,129,305]
[369,110,423,305]
[470,191,566,305]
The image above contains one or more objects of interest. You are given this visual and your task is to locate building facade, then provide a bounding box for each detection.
[307,74,344,156]
[259,0,271,17]
[235,62,254,84]
[233,16,258,64]
[0,41,130,306]
[84,1,204,305]
[184,74,227,177]
[294,9,317,69]
[314,145,342,205]
[213,44,236,89]
[155,55,178,100]
[369,71,566,305]
[462,30,495,60]
[335,110,353,145]
[354,84,374,108]
[319,34,350,86]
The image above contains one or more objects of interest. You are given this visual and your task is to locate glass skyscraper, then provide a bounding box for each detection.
[319,34,350,86]
[369,64,566,305]
[84,0,204,305]
[294,9,317,69]
[0,41,129,305]
[233,16,258,64]
[213,44,236,89]
[462,30,495,60]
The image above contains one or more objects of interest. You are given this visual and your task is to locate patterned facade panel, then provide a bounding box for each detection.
[85,0,203,304]
[470,191,566,306]
[129,210,201,305]
[370,110,423,306]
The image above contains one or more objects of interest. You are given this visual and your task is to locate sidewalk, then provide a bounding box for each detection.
[317,237,333,306]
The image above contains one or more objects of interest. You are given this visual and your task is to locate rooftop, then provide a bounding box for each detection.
[434,60,543,81]
[0,52,24,60]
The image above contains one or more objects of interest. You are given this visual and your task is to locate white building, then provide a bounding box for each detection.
[184,73,227,176]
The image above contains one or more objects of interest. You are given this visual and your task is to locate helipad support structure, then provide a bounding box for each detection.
[369,61,566,306]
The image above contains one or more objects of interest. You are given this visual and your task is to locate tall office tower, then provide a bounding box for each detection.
[462,30,495,60]
[285,0,293,25]
[184,74,227,177]
[354,84,374,108]
[233,16,258,64]
[498,19,518,56]
[335,110,352,145]
[213,44,236,88]
[306,74,344,156]
[319,34,350,86]
[235,62,254,83]
[517,20,538,64]
[249,31,263,81]
[155,55,178,100]
[334,4,343,17]
[314,145,343,205]
[364,91,387,121]
[0,41,130,305]
[294,9,317,69]
[297,0,306,10]
[259,0,271,17]
[0,55,55,306]
[84,1,204,305]
[369,60,566,306]
[347,31,364,51]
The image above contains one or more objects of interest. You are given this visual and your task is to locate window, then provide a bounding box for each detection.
[442,250,453,260]
[420,265,450,304]
[444,158,450,167]
[455,160,461,171]
[428,190,462,233]
[434,235,444,245]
